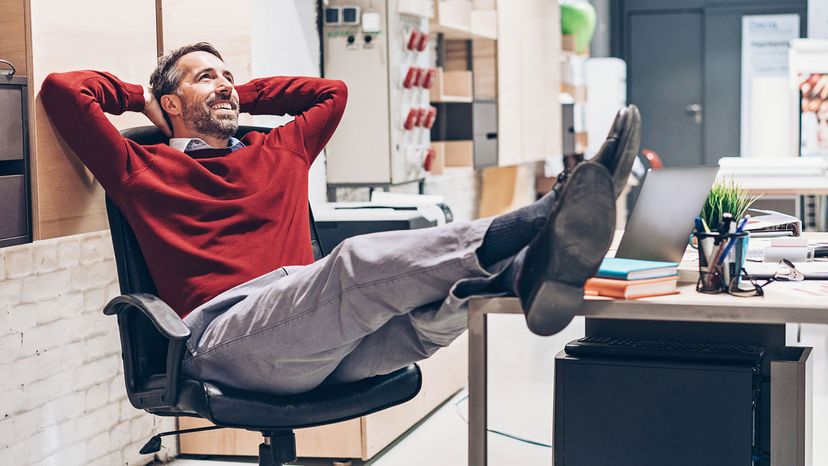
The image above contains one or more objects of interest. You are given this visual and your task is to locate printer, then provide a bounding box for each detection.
[313,193,453,254]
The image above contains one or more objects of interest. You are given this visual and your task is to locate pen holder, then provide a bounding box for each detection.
[694,231,750,293]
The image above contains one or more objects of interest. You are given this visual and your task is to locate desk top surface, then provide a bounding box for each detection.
[470,232,828,325]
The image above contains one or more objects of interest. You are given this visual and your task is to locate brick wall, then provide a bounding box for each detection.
[0,232,176,465]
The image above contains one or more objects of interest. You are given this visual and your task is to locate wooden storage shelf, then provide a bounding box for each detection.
[430,68,473,103]
[432,0,472,39]
[470,9,497,39]
[431,140,474,169]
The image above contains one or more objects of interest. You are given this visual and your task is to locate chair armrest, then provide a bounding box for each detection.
[104,293,191,409]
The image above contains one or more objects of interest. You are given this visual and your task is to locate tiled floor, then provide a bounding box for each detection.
[169,318,828,466]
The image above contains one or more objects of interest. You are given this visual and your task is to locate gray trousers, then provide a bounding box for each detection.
[182,218,496,395]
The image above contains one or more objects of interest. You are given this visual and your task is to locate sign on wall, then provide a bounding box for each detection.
[740,14,800,157]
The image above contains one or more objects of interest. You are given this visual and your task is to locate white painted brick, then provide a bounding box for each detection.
[87,451,121,466]
[84,382,109,411]
[34,298,62,326]
[105,281,122,301]
[83,288,106,314]
[119,399,137,422]
[80,235,114,266]
[122,438,150,466]
[20,320,68,354]
[57,239,81,268]
[0,442,26,465]
[20,270,71,303]
[84,335,117,361]
[69,262,114,292]
[129,415,155,442]
[0,279,22,307]
[35,440,87,466]
[54,292,84,321]
[76,404,118,441]
[32,242,59,274]
[0,417,13,448]
[74,355,120,391]
[0,386,24,418]
[0,333,22,365]
[4,245,34,279]
[36,389,83,427]
[25,422,63,461]
[0,361,15,392]
[0,254,6,280]
[109,376,127,403]
[109,421,131,453]
[8,302,38,333]
[25,376,69,416]
[84,431,110,461]
[61,341,86,371]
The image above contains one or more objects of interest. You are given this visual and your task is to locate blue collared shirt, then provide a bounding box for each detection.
[169,137,246,153]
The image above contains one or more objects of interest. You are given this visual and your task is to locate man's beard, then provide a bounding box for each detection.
[180,93,240,141]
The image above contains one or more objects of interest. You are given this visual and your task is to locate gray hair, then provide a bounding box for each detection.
[149,42,224,122]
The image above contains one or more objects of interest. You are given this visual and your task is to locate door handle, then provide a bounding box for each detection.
[685,103,703,125]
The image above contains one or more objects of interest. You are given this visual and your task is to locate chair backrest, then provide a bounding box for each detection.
[111,125,325,295]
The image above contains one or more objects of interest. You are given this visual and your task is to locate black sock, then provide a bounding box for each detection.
[476,190,558,269]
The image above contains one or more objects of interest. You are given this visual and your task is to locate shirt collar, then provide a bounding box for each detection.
[169,137,245,153]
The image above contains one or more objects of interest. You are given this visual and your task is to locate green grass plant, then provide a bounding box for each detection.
[701,178,759,230]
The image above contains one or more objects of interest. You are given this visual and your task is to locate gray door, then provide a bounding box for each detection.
[628,11,704,167]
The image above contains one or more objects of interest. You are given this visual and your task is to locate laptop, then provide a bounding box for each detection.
[615,165,720,263]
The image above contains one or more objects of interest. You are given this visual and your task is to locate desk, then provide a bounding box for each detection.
[467,233,828,466]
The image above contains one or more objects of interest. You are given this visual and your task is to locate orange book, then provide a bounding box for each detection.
[584,276,679,299]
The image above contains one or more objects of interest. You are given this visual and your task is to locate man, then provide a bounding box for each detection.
[42,42,639,395]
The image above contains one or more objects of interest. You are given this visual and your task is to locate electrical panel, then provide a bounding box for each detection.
[324,0,437,186]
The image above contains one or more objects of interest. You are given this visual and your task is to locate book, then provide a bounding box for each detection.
[596,257,679,281]
[585,276,679,299]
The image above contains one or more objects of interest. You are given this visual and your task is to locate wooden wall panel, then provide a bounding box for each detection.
[29,0,157,238]
[161,0,254,126]
[0,0,28,76]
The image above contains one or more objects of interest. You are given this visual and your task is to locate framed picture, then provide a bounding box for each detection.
[799,72,828,158]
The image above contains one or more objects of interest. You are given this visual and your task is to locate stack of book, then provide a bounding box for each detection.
[585,257,680,299]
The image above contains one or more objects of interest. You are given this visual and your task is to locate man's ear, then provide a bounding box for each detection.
[160,94,182,117]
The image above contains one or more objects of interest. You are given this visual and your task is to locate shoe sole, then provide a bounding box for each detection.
[519,164,616,336]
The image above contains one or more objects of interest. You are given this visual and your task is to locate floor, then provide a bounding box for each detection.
[169,317,828,466]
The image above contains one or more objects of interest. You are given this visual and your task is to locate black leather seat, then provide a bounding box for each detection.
[103,126,422,465]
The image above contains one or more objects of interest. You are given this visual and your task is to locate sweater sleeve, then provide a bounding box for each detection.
[235,76,348,164]
[40,71,146,191]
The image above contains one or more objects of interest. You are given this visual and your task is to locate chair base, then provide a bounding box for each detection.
[259,430,297,466]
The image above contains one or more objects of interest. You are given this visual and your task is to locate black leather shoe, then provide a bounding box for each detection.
[589,104,641,199]
[514,163,616,336]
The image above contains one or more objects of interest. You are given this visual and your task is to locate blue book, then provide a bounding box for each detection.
[597,257,679,281]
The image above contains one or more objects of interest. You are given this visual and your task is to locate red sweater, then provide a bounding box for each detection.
[41,71,347,317]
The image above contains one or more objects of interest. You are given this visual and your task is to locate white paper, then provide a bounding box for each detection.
[741,14,800,157]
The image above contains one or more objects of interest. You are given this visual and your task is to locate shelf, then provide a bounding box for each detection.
[430,68,473,103]
[470,10,497,39]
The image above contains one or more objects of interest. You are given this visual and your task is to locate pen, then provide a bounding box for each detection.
[716,215,751,266]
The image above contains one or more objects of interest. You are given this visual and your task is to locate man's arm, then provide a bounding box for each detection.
[236,76,348,164]
[40,71,155,191]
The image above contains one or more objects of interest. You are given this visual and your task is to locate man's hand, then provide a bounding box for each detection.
[142,86,172,137]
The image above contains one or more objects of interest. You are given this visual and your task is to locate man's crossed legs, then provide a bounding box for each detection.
[182,106,641,395]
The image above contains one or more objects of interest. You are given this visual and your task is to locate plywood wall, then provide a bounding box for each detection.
[28,0,157,239]
[26,0,260,239]
[0,0,28,77]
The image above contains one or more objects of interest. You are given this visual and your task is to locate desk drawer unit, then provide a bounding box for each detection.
[0,75,31,248]
[554,351,756,466]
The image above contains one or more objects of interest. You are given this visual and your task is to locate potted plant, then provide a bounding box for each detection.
[701,178,759,231]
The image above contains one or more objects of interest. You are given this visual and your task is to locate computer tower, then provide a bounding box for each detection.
[554,351,757,466]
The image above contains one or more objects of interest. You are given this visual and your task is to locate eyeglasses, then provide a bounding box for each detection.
[697,259,804,297]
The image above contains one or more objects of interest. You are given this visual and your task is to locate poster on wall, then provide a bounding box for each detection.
[799,73,828,158]
[740,14,800,157]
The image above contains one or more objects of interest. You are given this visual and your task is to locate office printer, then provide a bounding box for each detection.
[313,194,453,253]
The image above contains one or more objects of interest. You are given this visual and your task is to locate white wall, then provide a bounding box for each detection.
[810,0,828,38]
[0,233,176,465]
[251,0,328,205]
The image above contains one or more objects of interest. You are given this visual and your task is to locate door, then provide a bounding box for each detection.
[615,0,808,167]
[627,11,704,167]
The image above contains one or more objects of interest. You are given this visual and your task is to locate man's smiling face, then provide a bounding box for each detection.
[174,51,240,140]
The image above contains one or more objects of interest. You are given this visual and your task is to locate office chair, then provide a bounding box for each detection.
[103,126,423,466]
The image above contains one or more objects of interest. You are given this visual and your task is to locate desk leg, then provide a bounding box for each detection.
[468,308,487,466]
